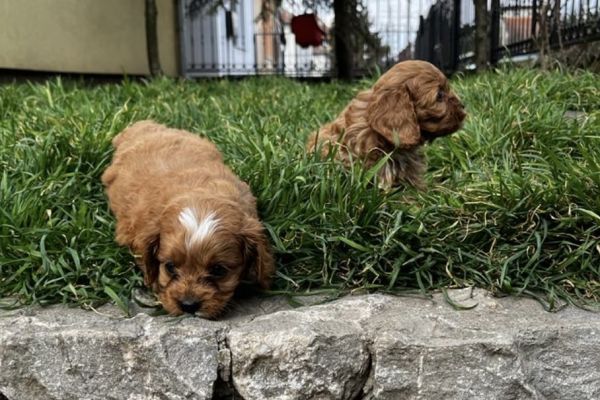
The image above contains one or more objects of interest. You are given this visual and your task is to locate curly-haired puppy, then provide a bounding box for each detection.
[101,121,274,318]
[307,60,466,188]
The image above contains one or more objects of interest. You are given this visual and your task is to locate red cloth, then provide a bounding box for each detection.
[290,13,326,48]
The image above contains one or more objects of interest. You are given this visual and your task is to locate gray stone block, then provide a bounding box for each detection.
[0,289,598,400]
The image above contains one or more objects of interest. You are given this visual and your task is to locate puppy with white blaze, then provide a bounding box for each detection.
[101,120,274,318]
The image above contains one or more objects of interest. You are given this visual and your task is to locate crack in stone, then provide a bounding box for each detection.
[216,327,232,383]
[353,341,375,400]
[212,326,246,400]
[57,334,88,383]
[343,339,376,400]
[512,333,547,399]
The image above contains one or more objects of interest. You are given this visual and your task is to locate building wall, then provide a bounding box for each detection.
[0,0,179,76]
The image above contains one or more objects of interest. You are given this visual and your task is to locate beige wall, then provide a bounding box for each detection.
[0,0,179,76]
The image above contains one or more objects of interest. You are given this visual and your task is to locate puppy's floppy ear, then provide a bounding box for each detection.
[134,234,160,288]
[240,216,275,289]
[366,85,421,148]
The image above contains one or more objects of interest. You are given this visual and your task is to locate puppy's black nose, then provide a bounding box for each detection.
[178,298,201,314]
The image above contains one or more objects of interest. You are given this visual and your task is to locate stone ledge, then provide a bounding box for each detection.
[1,289,599,400]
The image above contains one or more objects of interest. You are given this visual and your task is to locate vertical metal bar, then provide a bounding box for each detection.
[177,0,189,77]
[490,0,500,64]
[281,29,286,76]
[430,7,435,63]
[452,0,461,72]
[407,0,411,51]
[518,0,521,46]
[554,0,563,45]
[211,8,217,72]
[253,33,258,75]
[532,0,538,37]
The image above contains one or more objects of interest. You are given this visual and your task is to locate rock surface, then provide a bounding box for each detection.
[1,289,599,400]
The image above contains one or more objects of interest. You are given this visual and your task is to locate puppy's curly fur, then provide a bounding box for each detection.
[307,60,466,188]
[101,121,274,318]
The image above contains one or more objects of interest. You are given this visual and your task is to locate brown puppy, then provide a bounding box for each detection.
[101,121,274,318]
[307,60,466,188]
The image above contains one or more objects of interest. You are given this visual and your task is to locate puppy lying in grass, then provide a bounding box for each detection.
[101,121,274,318]
[307,60,466,189]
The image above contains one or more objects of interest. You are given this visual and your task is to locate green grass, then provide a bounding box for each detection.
[1,67,599,312]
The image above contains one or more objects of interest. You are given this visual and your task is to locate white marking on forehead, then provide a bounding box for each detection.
[178,208,219,249]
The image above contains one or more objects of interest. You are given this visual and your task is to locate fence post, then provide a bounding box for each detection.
[253,33,258,76]
[550,0,562,46]
[428,11,435,64]
[490,0,500,65]
[531,0,538,37]
[452,0,462,72]
[474,0,489,70]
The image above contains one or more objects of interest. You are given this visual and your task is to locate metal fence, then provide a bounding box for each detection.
[414,1,461,73]
[178,0,599,78]
[415,0,600,73]
[252,31,333,77]
[179,0,432,78]
[252,28,414,77]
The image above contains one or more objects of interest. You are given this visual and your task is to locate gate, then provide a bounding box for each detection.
[178,0,256,77]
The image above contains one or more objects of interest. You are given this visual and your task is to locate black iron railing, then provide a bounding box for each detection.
[414,0,461,73]
[415,0,600,74]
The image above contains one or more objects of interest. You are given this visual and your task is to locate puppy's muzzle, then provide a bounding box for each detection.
[178,297,202,314]
[450,96,467,121]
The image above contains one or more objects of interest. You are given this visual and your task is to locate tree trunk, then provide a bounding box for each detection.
[145,0,163,76]
[473,0,488,70]
[537,1,551,70]
[333,0,354,80]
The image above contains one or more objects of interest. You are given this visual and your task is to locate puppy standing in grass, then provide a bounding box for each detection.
[307,60,466,189]
[101,121,274,317]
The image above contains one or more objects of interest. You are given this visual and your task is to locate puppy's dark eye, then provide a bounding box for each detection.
[210,264,228,278]
[165,261,177,275]
[436,90,445,102]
